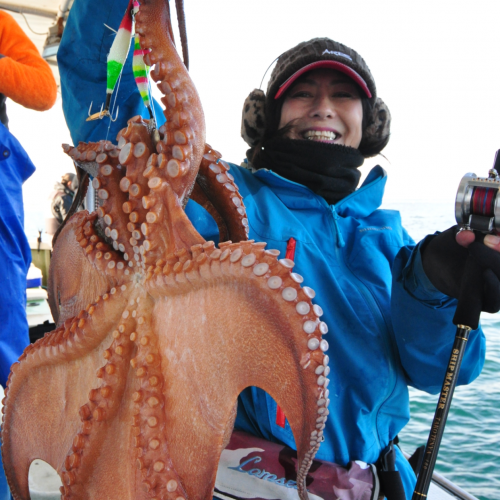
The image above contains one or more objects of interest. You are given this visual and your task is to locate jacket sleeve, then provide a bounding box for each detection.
[51,195,62,222]
[391,238,486,394]
[60,193,73,220]
[58,0,164,145]
[0,11,57,110]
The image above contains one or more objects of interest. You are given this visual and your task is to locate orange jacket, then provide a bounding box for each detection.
[0,10,57,110]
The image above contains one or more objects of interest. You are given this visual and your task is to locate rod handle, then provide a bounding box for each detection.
[453,253,483,329]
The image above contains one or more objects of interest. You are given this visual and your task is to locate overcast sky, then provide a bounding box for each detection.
[7,0,500,240]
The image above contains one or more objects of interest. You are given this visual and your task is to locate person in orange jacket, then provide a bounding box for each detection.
[0,9,57,500]
[0,10,57,127]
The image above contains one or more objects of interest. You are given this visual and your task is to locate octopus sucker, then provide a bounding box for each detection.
[2,1,329,499]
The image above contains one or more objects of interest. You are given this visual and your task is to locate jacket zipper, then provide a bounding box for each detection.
[331,210,346,247]
[328,204,398,452]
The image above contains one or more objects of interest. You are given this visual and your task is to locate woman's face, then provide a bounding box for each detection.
[278,68,363,148]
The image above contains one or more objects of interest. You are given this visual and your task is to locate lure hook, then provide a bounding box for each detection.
[109,106,120,122]
[86,101,119,122]
[86,101,107,122]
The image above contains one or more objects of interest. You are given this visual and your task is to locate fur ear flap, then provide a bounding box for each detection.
[241,89,266,147]
[359,97,391,158]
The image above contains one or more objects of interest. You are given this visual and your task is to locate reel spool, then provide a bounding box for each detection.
[455,150,500,233]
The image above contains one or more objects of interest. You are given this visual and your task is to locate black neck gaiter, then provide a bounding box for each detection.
[252,138,364,205]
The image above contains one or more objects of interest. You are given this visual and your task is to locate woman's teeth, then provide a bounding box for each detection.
[303,130,338,141]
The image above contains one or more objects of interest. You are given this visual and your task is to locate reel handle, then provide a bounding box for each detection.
[493,149,500,174]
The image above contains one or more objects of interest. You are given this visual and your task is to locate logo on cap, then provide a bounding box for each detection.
[322,49,352,61]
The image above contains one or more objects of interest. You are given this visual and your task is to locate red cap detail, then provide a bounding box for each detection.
[274,60,372,100]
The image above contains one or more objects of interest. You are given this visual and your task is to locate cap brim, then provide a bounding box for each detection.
[274,60,372,100]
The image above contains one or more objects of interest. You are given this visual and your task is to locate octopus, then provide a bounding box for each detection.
[1,1,331,499]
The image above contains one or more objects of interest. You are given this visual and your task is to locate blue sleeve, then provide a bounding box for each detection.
[391,239,486,394]
[0,125,34,387]
[184,200,219,244]
[58,0,164,145]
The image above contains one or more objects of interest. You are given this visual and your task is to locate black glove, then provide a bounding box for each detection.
[421,226,500,315]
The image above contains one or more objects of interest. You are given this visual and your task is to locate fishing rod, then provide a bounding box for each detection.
[412,149,500,499]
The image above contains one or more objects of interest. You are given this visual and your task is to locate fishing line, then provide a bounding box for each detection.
[148,78,157,124]
[259,54,282,90]
[103,23,117,34]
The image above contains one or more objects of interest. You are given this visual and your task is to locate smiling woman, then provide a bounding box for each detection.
[278,69,364,148]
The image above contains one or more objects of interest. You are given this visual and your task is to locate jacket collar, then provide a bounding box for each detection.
[252,165,387,218]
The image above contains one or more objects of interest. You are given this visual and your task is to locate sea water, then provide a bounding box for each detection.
[24,201,499,499]
[383,201,500,500]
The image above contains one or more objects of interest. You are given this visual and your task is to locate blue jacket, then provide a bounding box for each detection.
[0,124,34,387]
[184,164,485,498]
[59,3,486,498]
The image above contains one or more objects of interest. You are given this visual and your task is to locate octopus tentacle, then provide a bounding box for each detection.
[66,140,118,179]
[130,303,188,499]
[190,182,232,241]
[35,288,130,365]
[59,308,137,499]
[49,212,129,325]
[1,289,131,500]
[135,0,205,205]
[93,146,134,258]
[76,214,127,281]
[117,118,204,265]
[116,118,157,268]
[190,145,249,243]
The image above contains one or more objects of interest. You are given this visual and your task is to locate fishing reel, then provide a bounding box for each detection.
[455,150,500,234]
